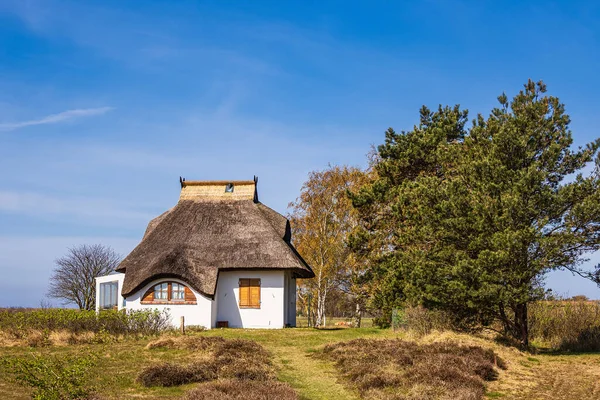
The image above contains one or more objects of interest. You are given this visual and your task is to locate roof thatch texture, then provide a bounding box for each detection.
[117,180,314,297]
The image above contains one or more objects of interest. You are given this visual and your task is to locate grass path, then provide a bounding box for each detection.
[202,328,393,400]
[270,340,359,400]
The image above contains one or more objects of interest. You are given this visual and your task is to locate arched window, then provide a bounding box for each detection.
[141,281,197,304]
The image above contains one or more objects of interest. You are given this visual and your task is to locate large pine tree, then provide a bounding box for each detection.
[350,80,600,345]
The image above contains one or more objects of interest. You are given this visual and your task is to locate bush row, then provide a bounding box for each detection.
[0,308,171,337]
[389,300,600,352]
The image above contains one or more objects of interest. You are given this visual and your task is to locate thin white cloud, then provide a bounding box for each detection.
[0,107,113,131]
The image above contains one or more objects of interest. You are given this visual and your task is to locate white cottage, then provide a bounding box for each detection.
[95,177,314,329]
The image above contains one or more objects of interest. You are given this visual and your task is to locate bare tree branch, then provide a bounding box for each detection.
[47,244,121,310]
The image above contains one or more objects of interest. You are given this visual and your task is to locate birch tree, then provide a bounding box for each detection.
[289,165,369,327]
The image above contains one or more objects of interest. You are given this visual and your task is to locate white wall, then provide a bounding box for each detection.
[96,270,294,329]
[284,272,289,326]
[95,273,125,312]
[216,270,285,328]
[125,277,214,329]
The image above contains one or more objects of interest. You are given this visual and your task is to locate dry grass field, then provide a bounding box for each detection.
[1,326,600,399]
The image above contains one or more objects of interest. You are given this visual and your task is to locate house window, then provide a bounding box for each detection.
[142,281,197,304]
[154,283,169,300]
[99,281,118,310]
[172,283,185,300]
[239,278,261,308]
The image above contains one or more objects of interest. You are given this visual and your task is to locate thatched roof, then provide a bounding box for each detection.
[117,179,314,297]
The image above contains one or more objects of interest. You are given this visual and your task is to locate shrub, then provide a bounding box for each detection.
[186,325,206,333]
[136,361,217,387]
[139,337,275,387]
[26,329,52,348]
[389,306,455,336]
[145,335,226,351]
[372,308,392,328]
[137,362,192,387]
[0,308,171,338]
[183,380,298,400]
[529,300,600,351]
[2,351,98,400]
[320,339,504,400]
[145,337,175,349]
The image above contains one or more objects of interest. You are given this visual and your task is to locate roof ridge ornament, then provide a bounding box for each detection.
[253,175,259,203]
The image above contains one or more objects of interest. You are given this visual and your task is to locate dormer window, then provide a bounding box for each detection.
[142,281,197,304]
[225,183,234,193]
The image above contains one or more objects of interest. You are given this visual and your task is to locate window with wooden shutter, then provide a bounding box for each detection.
[141,281,197,304]
[184,286,196,302]
[239,278,261,308]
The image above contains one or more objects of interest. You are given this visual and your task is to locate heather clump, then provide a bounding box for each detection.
[139,337,276,387]
[320,339,504,399]
[183,380,298,400]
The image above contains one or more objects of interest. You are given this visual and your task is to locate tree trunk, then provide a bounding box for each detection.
[315,285,327,327]
[314,267,329,327]
[352,302,362,328]
[514,303,529,347]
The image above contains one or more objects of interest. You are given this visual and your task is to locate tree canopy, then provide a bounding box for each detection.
[350,80,600,344]
[48,244,121,310]
[289,165,370,326]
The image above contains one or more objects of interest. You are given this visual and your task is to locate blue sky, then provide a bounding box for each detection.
[0,0,599,307]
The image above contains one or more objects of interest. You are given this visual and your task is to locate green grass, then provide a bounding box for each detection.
[2,327,600,399]
[0,340,197,399]
[0,327,394,400]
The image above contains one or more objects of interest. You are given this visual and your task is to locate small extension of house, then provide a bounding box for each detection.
[95,177,314,329]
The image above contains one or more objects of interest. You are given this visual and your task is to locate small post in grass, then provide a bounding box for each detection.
[180,316,185,335]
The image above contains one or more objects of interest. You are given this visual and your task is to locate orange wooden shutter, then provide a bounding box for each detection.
[239,279,250,307]
[142,287,154,302]
[250,279,261,308]
[184,286,196,302]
